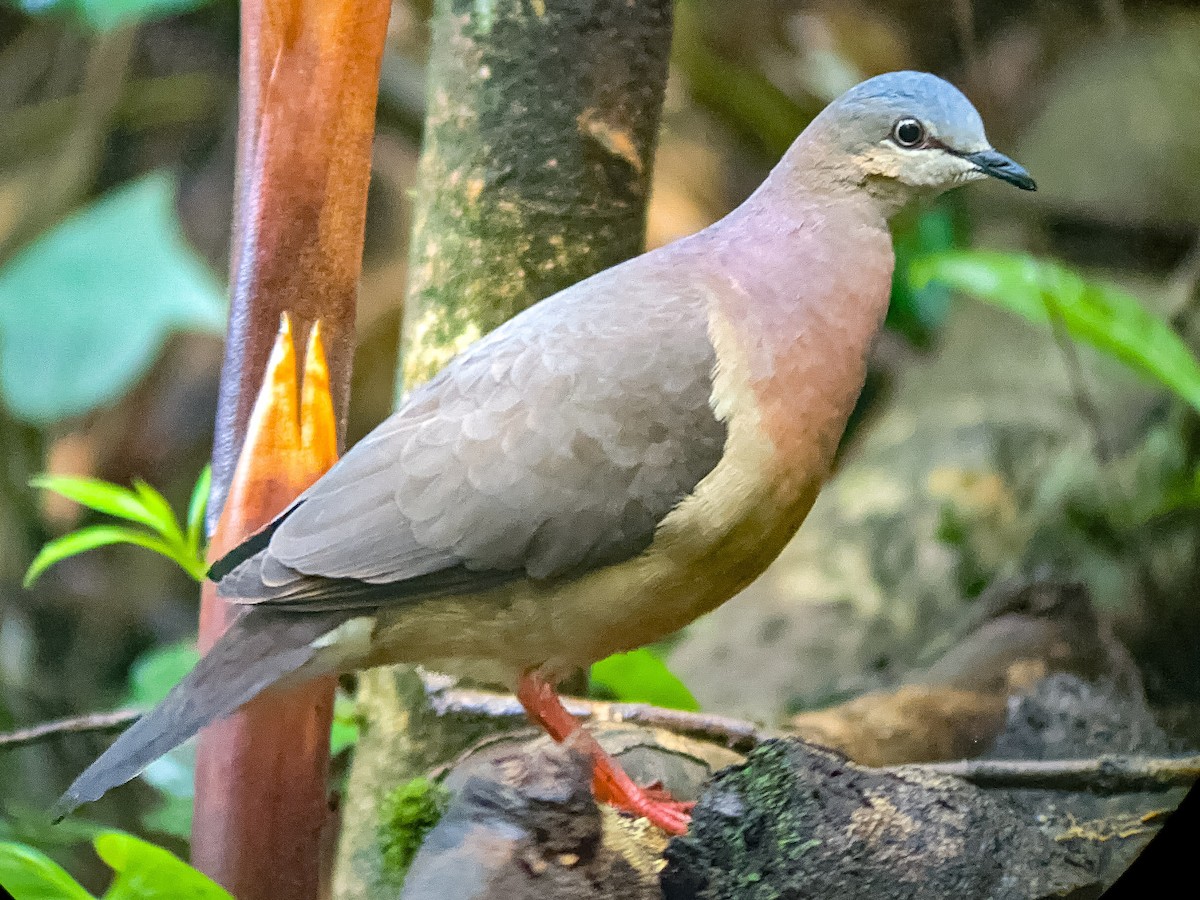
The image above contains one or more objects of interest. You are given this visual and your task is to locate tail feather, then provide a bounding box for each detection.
[55,608,345,820]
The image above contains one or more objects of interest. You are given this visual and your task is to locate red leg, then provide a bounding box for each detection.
[516,670,693,835]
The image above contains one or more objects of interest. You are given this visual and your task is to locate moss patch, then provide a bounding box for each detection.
[379,777,451,880]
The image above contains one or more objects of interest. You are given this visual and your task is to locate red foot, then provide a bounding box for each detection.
[590,751,694,834]
[517,670,693,835]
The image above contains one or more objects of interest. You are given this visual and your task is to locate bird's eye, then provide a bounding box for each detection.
[892,118,925,148]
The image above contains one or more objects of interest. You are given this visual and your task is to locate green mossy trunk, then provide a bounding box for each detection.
[334,2,673,896]
[398,0,674,390]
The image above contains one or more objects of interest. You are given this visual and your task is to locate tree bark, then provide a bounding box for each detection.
[396,0,673,391]
[333,2,674,896]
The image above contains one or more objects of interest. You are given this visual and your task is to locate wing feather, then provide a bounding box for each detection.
[215,259,726,609]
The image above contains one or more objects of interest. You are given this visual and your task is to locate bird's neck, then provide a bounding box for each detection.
[766,134,914,218]
[703,175,895,491]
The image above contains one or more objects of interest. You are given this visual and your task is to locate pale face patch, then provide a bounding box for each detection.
[855,143,988,192]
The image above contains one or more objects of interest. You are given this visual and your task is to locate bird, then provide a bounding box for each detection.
[57,71,1034,834]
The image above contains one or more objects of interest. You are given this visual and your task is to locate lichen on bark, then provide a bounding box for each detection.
[398,0,674,390]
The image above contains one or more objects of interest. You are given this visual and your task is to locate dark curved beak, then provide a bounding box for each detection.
[964,149,1037,191]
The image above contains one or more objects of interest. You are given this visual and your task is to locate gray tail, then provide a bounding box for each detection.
[54,607,345,820]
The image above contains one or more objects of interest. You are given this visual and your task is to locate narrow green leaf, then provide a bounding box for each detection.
[590,648,700,712]
[29,475,165,530]
[186,465,212,554]
[131,480,184,543]
[94,832,231,900]
[0,840,95,900]
[24,525,177,587]
[910,251,1200,414]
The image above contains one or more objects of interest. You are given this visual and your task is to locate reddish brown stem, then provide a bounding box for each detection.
[194,2,390,897]
[209,0,390,526]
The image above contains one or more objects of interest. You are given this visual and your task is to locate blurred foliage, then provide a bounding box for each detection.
[25,466,210,586]
[673,0,819,158]
[1018,14,1200,232]
[887,202,961,346]
[0,175,225,425]
[122,641,198,708]
[590,648,700,712]
[331,689,361,757]
[7,0,214,32]
[0,831,231,899]
[912,252,1200,413]
[0,839,94,900]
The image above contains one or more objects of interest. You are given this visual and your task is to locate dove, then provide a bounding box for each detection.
[58,71,1034,834]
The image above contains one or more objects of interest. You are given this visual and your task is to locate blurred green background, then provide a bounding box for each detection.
[1,0,1199,892]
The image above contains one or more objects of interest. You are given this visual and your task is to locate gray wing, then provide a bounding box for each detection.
[217,265,726,608]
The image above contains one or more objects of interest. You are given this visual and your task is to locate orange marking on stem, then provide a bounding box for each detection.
[300,321,339,473]
[194,315,341,897]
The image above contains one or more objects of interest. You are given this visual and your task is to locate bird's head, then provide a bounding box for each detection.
[802,71,1035,209]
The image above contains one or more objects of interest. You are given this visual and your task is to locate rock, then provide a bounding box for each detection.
[401,738,660,900]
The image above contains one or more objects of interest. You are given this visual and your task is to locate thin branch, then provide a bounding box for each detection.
[420,672,771,753]
[915,755,1200,794]
[419,674,1200,795]
[0,708,141,750]
[951,0,977,69]
[8,685,1198,798]
[420,681,1200,801]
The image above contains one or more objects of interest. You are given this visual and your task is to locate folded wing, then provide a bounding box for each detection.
[216,270,726,610]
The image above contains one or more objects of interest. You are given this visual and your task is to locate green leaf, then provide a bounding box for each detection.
[185,465,211,554]
[94,832,231,900]
[911,251,1200,414]
[123,641,198,707]
[590,648,700,712]
[27,475,208,581]
[24,525,176,587]
[29,475,167,531]
[139,794,193,841]
[887,201,961,345]
[0,841,95,900]
[130,481,184,543]
[0,172,225,425]
[14,0,215,32]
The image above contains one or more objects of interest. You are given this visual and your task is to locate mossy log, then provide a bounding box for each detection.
[662,739,1108,900]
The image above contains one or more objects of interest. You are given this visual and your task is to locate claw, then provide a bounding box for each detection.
[516,670,694,835]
